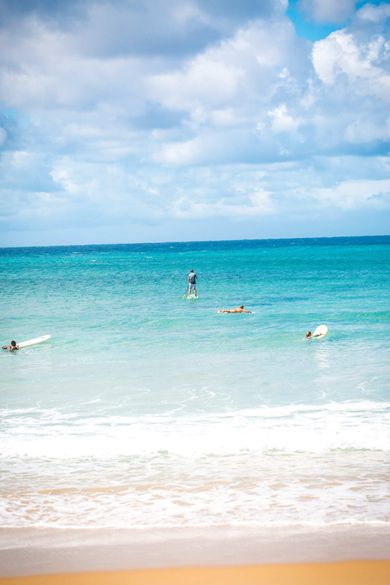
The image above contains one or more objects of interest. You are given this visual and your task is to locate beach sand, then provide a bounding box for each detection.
[0,561,389,585]
[0,526,389,584]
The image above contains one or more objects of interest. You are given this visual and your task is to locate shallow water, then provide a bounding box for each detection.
[1,236,389,529]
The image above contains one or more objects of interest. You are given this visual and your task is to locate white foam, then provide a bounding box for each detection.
[1,402,389,529]
[1,401,389,458]
[1,451,389,528]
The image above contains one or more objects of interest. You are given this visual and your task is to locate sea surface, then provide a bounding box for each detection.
[0,237,389,535]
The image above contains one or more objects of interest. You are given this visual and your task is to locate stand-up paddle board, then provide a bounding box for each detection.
[312,324,328,339]
[186,294,198,300]
[16,335,51,349]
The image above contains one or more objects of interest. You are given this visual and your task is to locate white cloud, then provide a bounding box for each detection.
[312,179,390,209]
[8,150,38,168]
[345,116,390,144]
[153,131,252,166]
[149,54,244,111]
[209,108,236,127]
[171,188,275,219]
[156,138,203,165]
[249,188,276,211]
[312,30,390,98]
[171,0,208,27]
[149,19,303,114]
[0,44,148,110]
[298,0,357,24]
[50,167,81,195]
[0,127,6,146]
[268,104,301,133]
[357,3,390,24]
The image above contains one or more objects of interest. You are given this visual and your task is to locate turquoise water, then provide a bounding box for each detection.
[0,237,389,530]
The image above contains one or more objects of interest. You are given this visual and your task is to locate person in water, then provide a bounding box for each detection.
[187,269,197,297]
[218,305,252,314]
[2,340,19,351]
[305,331,312,339]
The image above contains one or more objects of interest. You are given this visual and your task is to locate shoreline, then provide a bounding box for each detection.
[1,525,389,577]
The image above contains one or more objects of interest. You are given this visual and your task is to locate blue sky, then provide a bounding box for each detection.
[0,0,389,246]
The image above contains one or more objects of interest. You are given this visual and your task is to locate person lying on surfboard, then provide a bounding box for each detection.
[218,305,252,314]
[2,340,19,351]
[305,325,328,339]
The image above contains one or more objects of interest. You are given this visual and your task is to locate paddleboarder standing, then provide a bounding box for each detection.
[187,269,197,297]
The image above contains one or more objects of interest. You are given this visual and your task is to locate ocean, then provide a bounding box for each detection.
[0,236,389,536]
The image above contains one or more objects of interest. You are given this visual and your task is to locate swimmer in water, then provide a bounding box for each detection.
[2,340,19,351]
[218,305,252,314]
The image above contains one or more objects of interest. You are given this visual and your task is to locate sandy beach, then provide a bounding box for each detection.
[1,525,389,584]
[0,561,389,585]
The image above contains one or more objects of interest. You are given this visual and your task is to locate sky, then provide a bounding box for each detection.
[0,0,389,247]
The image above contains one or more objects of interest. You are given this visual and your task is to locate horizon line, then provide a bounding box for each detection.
[0,234,389,251]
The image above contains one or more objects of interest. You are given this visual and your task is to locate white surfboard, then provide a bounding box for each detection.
[312,324,328,339]
[17,335,51,349]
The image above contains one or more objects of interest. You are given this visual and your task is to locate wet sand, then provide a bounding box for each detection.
[0,525,389,583]
[0,561,389,585]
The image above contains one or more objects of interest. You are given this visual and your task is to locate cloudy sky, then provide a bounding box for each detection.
[0,0,389,246]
